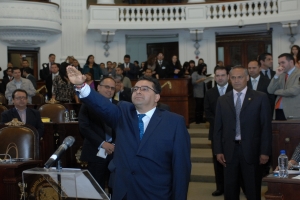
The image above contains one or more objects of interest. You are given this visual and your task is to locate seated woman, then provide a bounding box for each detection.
[52,75,78,103]
[82,55,103,80]
[85,72,95,90]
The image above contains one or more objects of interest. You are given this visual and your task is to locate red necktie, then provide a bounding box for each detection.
[275,74,288,109]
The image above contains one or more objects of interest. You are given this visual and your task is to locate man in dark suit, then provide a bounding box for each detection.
[120,54,136,80]
[0,67,13,94]
[204,66,232,196]
[214,66,272,200]
[248,60,275,113]
[156,52,169,78]
[79,77,117,193]
[23,67,37,89]
[259,53,275,79]
[67,66,191,200]
[45,63,63,99]
[1,89,44,138]
[113,75,132,102]
[40,54,61,80]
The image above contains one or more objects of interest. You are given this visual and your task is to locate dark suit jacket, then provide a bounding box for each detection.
[120,63,136,80]
[247,76,275,113]
[114,87,132,102]
[1,107,44,138]
[204,84,233,140]
[157,102,170,111]
[0,76,13,94]
[80,89,191,200]
[260,68,275,79]
[27,74,37,89]
[213,89,272,164]
[79,99,118,162]
[156,60,169,78]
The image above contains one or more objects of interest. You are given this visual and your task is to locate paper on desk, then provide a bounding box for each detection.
[274,170,300,175]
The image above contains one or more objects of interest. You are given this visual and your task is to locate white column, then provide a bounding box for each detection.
[97,0,115,4]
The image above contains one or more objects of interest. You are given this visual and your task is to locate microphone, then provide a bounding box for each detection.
[44,136,75,169]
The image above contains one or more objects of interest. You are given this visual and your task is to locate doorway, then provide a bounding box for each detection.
[216,32,272,68]
[8,48,39,80]
[147,42,178,62]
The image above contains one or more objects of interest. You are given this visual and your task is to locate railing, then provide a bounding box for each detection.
[88,0,300,30]
[119,6,186,22]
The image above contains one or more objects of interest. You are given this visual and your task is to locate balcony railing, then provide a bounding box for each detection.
[88,0,300,30]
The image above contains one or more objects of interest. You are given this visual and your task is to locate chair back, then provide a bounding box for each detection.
[0,105,8,122]
[0,93,7,105]
[0,124,39,160]
[32,93,45,105]
[38,104,66,123]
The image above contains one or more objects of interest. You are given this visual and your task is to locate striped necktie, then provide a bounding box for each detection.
[138,114,146,140]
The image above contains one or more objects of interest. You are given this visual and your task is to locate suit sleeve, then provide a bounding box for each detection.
[204,92,214,124]
[1,111,9,124]
[172,116,191,200]
[26,80,36,96]
[260,94,272,156]
[213,99,223,154]
[267,77,280,94]
[273,76,300,97]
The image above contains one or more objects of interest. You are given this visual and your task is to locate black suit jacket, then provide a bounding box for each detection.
[260,69,275,79]
[0,76,13,94]
[213,89,272,164]
[114,87,132,102]
[27,74,37,89]
[79,99,118,162]
[204,84,233,140]
[247,76,275,113]
[1,107,44,138]
[120,63,137,80]
[156,60,169,79]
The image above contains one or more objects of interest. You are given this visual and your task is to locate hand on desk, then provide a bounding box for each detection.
[260,154,269,165]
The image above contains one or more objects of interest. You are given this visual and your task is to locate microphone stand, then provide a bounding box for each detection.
[56,159,62,200]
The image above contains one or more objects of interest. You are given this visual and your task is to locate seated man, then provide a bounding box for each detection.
[1,89,44,138]
[144,68,153,78]
[5,67,36,104]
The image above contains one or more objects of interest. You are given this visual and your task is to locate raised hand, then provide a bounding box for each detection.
[67,66,86,85]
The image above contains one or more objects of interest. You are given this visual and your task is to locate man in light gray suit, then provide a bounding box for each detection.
[23,67,37,89]
[268,53,300,120]
[5,67,36,104]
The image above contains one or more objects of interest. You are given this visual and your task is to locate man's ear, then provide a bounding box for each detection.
[154,94,160,103]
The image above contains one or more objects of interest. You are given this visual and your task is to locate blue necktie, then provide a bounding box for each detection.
[235,93,242,139]
[138,114,146,140]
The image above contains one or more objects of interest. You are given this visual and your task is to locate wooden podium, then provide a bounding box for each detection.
[0,161,41,200]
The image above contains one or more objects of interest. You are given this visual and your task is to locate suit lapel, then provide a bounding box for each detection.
[286,68,298,86]
[12,108,22,122]
[137,108,162,152]
[241,89,254,113]
[225,91,235,114]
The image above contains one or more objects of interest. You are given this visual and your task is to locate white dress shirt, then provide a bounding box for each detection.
[137,107,156,133]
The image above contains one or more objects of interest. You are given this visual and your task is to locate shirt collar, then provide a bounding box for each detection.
[233,86,248,96]
[137,107,156,118]
[15,107,27,112]
[217,82,228,89]
[251,75,260,81]
[287,67,296,76]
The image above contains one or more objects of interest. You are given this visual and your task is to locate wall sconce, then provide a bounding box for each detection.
[101,31,115,57]
[190,29,203,59]
[282,22,298,48]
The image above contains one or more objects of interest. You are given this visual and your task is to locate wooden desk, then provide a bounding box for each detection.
[263,174,300,200]
[0,160,41,200]
[271,120,300,169]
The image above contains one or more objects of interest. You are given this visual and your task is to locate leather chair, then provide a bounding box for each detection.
[0,93,7,105]
[32,93,45,105]
[0,124,39,160]
[0,105,8,122]
[38,104,66,123]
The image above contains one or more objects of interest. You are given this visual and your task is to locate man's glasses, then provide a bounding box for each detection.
[131,86,157,94]
[100,85,115,91]
[14,96,27,100]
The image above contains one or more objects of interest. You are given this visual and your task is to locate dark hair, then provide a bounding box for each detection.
[197,64,207,75]
[49,54,55,58]
[229,65,248,76]
[85,55,96,65]
[100,62,105,65]
[116,66,123,71]
[138,76,161,94]
[278,53,295,65]
[183,62,190,70]
[258,53,272,65]
[145,68,153,72]
[51,63,60,68]
[107,61,112,64]
[100,76,116,84]
[214,66,229,74]
[12,89,28,99]
[23,67,32,74]
[124,54,130,59]
[189,60,195,64]
[6,67,13,72]
[22,59,29,63]
[171,55,182,70]
[198,58,204,63]
[134,60,139,64]
[12,67,21,73]
[291,45,300,63]
[157,52,164,56]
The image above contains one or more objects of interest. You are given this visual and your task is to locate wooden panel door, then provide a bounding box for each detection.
[147,42,178,61]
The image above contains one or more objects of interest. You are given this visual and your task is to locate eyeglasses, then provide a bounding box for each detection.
[14,96,27,100]
[131,86,157,94]
[230,76,245,81]
[100,85,115,91]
